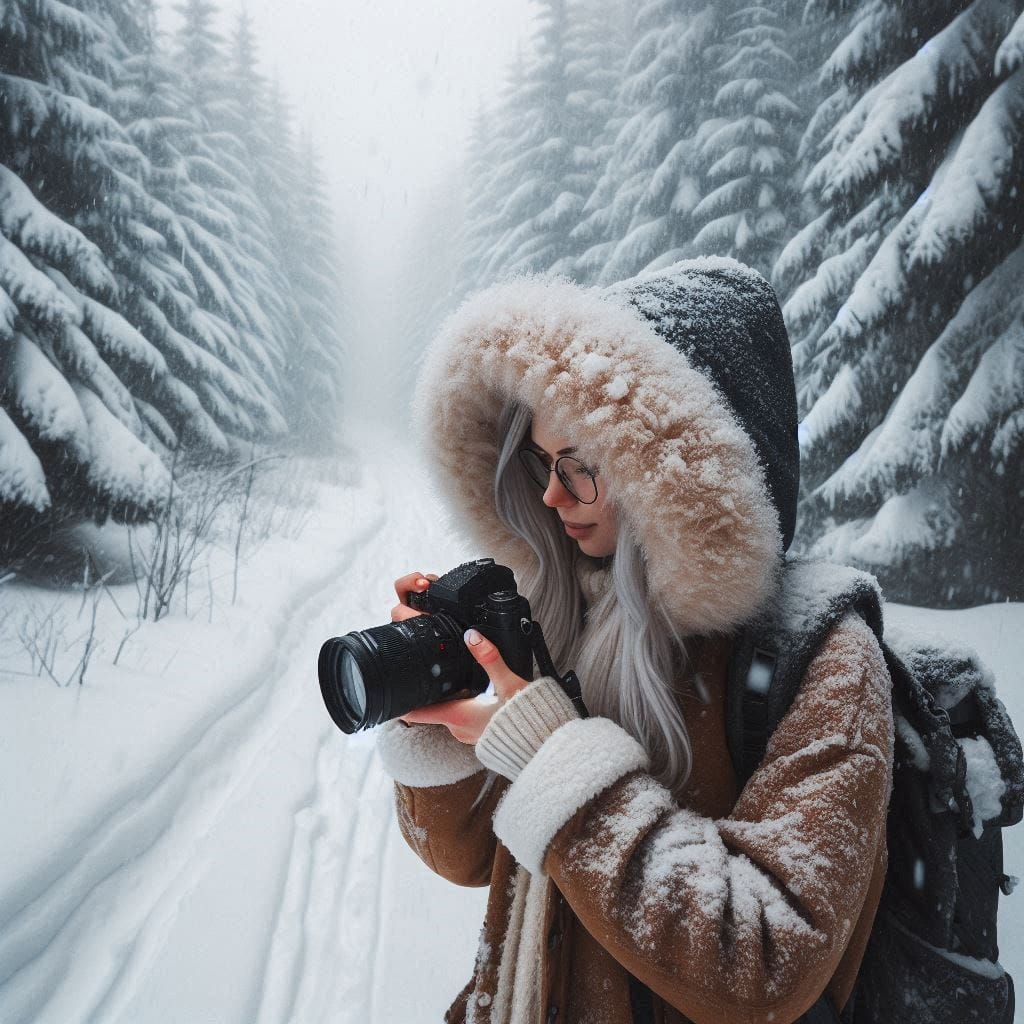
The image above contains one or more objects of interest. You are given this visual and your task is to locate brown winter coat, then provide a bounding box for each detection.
[388,605,892,1024]
[378,263,895,1023]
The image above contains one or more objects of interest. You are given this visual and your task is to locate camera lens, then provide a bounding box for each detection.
[340,652,367,719]
[318,612,486,733]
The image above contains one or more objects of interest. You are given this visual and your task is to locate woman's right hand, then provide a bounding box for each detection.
[390,571,440,622]
[393,570,499,741]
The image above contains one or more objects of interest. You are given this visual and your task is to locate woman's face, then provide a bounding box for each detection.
[527,410,618,558]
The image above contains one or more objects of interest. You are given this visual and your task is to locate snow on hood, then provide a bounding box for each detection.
[411,258,791,637]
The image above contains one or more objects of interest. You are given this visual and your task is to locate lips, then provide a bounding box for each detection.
[564,522,595,537]
[563,521,594,528]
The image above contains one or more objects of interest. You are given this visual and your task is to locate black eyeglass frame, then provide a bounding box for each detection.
[516,449,600,505]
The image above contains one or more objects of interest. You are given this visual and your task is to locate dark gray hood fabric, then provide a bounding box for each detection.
[605,260,800,551]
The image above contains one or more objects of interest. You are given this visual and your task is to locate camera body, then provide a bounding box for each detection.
[406,557,535,673]
[318,558,538,733]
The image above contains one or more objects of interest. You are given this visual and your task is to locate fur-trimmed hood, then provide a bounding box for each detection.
[411,257,800,638]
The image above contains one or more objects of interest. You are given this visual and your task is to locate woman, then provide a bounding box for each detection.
[376,257,894,1024]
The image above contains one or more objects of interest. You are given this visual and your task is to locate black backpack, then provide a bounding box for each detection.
[726,558,1024,1024]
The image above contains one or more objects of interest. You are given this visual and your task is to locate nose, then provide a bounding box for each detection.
[542,470,577,508]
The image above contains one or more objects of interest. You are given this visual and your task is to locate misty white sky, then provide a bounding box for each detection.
[161,0,537,425]
[162,1,535,215]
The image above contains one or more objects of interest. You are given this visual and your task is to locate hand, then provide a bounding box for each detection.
[390,571,440,622]
[400,627,532,745]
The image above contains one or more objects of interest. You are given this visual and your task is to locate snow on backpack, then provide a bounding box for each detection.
[726,559,1023,1024]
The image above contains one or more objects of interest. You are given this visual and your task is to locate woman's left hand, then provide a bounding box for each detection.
[399,628,531,744]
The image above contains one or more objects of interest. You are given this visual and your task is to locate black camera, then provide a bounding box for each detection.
[318,558,584,734]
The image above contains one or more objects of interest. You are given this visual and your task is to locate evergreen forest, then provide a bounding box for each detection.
[451,0,1024,605]
[0,0,345,550]
[3,0,1023,605]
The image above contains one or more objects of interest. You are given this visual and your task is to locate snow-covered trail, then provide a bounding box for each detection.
[0,425,485,1024]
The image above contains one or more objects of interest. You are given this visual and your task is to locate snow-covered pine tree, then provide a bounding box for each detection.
[584,0,723,285]
[456,104,503,295]
[224,11,298,357]
[1,0,175,528]
[118,0,287,453]
[173,0,224,113]
[286,129,347,445]
[689,2,801,278]
[779,0,1024,604]
[457,51,538,292]
[224,18,346,445]
[476,0,578,281]
[1,0,343,555]
[568,104,631,283]
[558,0,632,284]
[465,0,628,285]
[545,0,629,276]
[171,0,295,430]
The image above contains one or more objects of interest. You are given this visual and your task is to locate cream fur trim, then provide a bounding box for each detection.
[492,717,650,875]
[487,866,547,1024]
[375,719,483,787]
[411,274,783,637]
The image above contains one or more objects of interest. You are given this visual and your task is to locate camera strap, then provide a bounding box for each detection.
[526,620,590,719]
[556,670,589,719]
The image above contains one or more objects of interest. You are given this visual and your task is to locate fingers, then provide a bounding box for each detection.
[390,604,422,622]
[393,571,433,605]
[400,695,500,745]
[463,628,530,702]
[390,571,439,622]
[401,698,476,726]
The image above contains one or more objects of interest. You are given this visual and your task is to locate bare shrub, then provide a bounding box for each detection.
[9,561,105,686]
[126,449,293,622]
[15,600,61,684]
[242,456,318,545]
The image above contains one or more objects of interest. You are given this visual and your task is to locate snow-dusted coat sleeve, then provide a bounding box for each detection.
[377,720,507,888]
[491,612,894,1024]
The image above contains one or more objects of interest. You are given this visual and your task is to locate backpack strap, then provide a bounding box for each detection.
[726,558,885,789]
[726,557,985,833]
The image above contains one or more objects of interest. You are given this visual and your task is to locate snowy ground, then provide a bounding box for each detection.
[1,422,1021,1023]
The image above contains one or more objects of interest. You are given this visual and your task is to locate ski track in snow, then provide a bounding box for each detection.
[0,432,486,1023]
[0,499,385,1023]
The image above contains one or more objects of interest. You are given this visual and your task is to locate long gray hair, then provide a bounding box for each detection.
[493,399,699,794]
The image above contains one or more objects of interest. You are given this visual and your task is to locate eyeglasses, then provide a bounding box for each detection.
[517,449,599,504]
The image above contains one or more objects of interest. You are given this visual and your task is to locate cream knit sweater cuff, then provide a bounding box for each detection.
[475,676,580,780]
